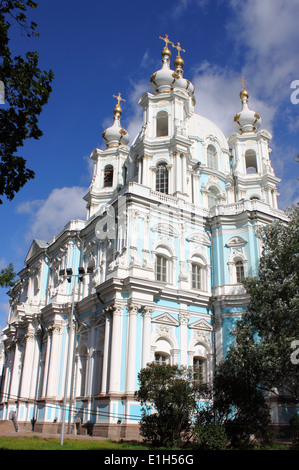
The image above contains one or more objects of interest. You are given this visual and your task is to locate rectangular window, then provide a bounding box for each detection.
[192,264,201,289]
[156,164,168,194]
[236,261,245,283]
[193,357,204,383]
[156,256,167,282]
[104,166,113,187]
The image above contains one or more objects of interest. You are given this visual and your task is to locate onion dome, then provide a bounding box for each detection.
[150,34,176,94]
[102,93,129,148]
[171,42,195,103]
[233,78,261,133]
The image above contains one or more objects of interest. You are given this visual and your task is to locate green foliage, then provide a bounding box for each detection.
[0,262,16,287]
[241,203,299,405]
[135,363,202,447]
[200,204,299,447]
[0,0,54,203]
[192,424,228,450]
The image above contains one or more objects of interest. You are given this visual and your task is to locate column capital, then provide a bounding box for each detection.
[127,302,140,315]
[141,306,154,318]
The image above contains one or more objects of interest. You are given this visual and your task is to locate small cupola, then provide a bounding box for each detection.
[102,93,129,148]
[233,77,261,134]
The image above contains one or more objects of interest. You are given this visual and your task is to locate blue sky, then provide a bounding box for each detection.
[1,0,299,329]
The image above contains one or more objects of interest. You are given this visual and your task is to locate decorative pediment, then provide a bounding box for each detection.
[186,231,211,246]
[25,239,48,263]
[226,236,247,249]
[152,312,179,327]
[189,318,213,331]
[151,223,179,238]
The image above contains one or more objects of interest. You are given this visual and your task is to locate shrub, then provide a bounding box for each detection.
[192,424,228,450]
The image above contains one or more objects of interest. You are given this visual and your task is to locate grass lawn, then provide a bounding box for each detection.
[0,435,292,451]
[0,435,152,451]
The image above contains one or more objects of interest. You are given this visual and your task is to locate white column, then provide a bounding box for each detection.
[108,304,123,394]
[181,153,187,195]
[9,343,22,400]
[101,312,111,394]
[179,313,190,367]
[41,328,51,398]
[126,303,139,393]
[46,324,61,398]
[20,326,35,399]
[142,306,153,368]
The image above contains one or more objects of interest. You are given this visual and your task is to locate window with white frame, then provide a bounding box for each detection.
[156,111,168,137]
[189,254,208,291]
[154,245,174,284]
[235,259,245,283]
[156,163,169,194]
[193,357,206,383]
[103,165,113,187]
[155,352,170,365]
[207,144,218,170]
[191,263,202,290]
[155,255,167,282]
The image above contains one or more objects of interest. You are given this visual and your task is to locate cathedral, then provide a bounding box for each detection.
[0,36,289,439]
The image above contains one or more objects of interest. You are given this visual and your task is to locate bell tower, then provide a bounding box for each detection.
[127,35,196,201]
[228,78,280,207]
[84,93,130,218]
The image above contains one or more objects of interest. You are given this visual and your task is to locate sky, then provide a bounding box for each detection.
[1,0,299,330]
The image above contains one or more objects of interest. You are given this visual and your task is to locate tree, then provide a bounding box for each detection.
[135,363,202,447]
[202,204,299,446]
[0,263,16,288]
[0,0,54,203]
[241,203,299,407]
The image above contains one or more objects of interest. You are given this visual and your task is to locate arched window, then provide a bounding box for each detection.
[156,111,168,137]
[103,165,113,187]
[154,244,174,284]
[190,254,209,291]
[156,163,168,194]
[207,145,217,170]
[245,149,257,173]
[153,337,174,364]
[235,259,245,283]
[155,255,167,282]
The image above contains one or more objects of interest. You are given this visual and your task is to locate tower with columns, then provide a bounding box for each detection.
[0,37,288,439]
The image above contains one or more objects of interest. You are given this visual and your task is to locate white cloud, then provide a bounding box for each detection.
[126,78,149,144]
[227,0,299,101]
[17,186,87,243]
[192,62,276,137]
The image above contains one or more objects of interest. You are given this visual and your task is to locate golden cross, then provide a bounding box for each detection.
[238,75,249,90]
[159,34,172,48]
[172,41,186,57]
[113,92,126,106]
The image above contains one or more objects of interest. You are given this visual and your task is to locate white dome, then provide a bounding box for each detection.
[102,102,129,148]
[172,54,195,102]
[187,113,229,151]
[233,88,261,134]
[150,46,176,94]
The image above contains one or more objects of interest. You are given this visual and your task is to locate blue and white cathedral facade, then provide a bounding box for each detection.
[0,37,288,438]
